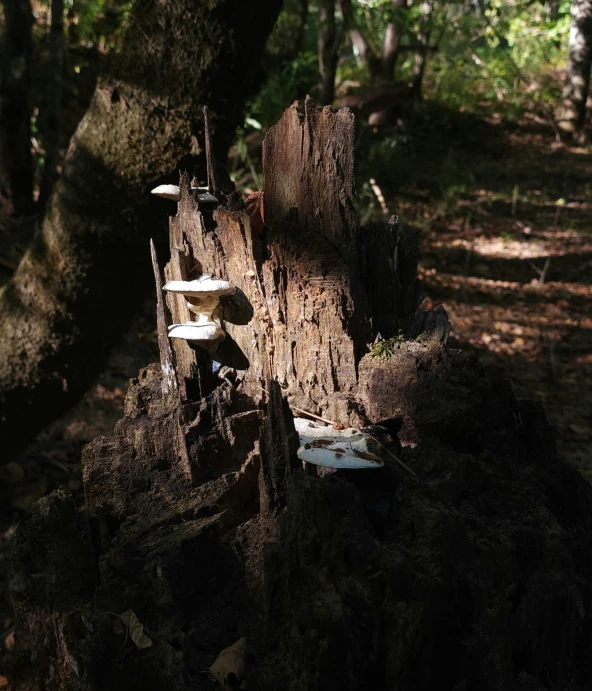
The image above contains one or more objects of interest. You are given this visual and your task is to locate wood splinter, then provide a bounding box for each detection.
[150,238,178,396]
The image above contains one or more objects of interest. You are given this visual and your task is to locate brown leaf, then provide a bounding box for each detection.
[333,422,345,431]
[352,449,382,463]
[119,610,153,649]
[209,637,248,690]
[332,448,346,453]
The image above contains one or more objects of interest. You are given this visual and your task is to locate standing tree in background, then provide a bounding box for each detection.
[318,0,339,104]
[0,0,34,216]
[557,0,592,139]
[0,0,283,461]
[338,0,408,84]
[37,0,65,210]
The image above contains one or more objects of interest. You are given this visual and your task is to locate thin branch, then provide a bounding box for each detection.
[203,105,217,196]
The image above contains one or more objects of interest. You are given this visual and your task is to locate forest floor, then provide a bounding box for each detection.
[0,104,591,681]
[361,104,592,476]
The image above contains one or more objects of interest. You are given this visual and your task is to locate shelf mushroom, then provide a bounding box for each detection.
[151,184,219,207]
[163,274,236,350]
[294,418,384,471]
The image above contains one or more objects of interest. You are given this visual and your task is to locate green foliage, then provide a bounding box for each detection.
[426,0,571,117]
[371,333,407,358]
[249,52,320,129]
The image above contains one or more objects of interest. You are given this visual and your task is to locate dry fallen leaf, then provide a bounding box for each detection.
[244,191,264,234]
[209,637,247,690]
[118,610,153,649]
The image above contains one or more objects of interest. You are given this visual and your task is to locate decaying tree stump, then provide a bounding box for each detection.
[7,98,592,691]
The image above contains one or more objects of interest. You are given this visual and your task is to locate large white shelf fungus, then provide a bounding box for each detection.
[164,275,236,348]
[294,417,384,470]
[151,184,218,206]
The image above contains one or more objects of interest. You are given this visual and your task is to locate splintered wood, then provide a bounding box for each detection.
[164,96,450,430]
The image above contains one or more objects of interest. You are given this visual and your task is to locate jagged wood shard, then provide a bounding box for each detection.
[149,239,177,395]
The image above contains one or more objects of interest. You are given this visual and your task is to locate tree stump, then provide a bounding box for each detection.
[7,99,592,691]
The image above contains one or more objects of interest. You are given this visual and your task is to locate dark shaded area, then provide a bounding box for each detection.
[0,0,34,216]
[0,0,284,462]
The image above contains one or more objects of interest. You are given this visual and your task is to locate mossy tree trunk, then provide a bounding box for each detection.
[0,0,283,460]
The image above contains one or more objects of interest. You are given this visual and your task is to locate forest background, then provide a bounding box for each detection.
[0,1,591,666]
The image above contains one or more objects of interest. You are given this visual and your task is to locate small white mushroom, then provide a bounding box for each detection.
[151,184,181,201]
[167,319,224,343]
[164,275,236,349]
[294,417,384,470]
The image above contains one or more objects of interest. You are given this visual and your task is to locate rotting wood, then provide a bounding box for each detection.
[8,99,592,691]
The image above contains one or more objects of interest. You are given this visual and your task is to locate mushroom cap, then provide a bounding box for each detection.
[163,274,236,297]
[294,417,384,469]
[151,184,181,201]
[168,321,225,342]
[195,192,219,206]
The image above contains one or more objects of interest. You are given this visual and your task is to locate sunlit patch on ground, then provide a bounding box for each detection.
[396,111,592,478]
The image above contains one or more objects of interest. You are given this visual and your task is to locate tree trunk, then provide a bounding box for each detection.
[338,0,382,80]
[37,0,64,211]
[557,0,592,139]
[381,0,407,81]
[0,0,283,461]
[411,1,433,101]
[338,0,412,125]
[318,0,339,105]
[8,97,592,691]
[0,0,34,216]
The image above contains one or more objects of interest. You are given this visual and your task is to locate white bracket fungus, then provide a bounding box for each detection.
[294,417,384,470]
[151,184,219,207]
[164,275,236,349]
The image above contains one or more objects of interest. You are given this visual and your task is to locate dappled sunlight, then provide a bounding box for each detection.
[376,109,592,476]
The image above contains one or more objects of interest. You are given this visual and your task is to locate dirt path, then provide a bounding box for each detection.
[378,109,592,476]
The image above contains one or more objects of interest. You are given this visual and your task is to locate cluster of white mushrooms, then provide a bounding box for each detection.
[152,184,234,350]
[164,275,235,349]
[294,418,384,471]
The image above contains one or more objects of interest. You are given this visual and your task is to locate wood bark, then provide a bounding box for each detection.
[7,99,592,691]
[0,0,283,461]
[0,0,34,216]
[557,0,592,138]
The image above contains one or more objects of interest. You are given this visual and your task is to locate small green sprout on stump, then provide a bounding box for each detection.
[371,332,406,359]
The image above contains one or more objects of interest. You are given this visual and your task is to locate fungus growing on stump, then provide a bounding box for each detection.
[164,275,236,350]
[151,184,219,207]
[294,417,384,473]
